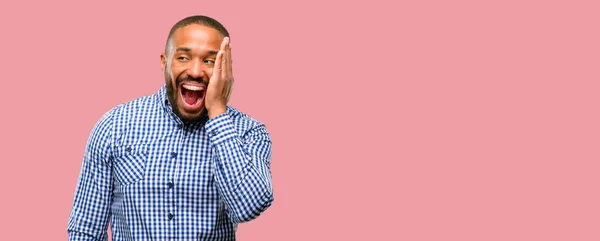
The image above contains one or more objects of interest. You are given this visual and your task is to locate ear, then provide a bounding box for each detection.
[160,53,166,72]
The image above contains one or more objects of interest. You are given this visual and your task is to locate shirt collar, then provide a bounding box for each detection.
[157,84,170,110]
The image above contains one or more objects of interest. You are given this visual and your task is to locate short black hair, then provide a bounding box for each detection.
[165,15,230,54]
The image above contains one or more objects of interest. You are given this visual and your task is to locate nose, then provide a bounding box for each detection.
[187,59,205,79]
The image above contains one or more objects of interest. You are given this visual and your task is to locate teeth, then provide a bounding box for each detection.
[182,84,203,91]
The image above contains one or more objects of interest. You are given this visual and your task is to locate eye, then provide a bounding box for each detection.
[177,56,189,62]
[204,59,215,65]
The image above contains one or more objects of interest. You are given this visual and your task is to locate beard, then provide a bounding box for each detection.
[165,71,207,124]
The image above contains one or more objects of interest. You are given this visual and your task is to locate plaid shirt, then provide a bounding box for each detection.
[67,85,274,241]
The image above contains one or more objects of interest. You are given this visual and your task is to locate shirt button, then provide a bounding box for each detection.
[167,182,174,188]
[211,130,217,136]
[168,213,174,220]
[177,124,182,129]
[171,152,177,158]
[126,146,132,152]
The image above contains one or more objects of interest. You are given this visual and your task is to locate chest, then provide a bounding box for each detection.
[112,118,215,193]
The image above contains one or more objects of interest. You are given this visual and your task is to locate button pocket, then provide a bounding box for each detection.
[114,145,148,186]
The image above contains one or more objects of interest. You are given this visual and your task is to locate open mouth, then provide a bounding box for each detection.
[179,83,206,111]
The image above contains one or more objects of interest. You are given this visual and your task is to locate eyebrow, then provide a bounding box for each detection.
[176,47,191,53]
[176,47,219,55]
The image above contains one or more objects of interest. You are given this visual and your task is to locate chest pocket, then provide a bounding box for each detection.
[113,144,149,186]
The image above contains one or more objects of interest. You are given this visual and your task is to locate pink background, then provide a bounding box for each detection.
[1,0,599,240]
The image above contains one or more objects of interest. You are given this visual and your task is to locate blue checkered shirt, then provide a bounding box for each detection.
[67,85,274,241]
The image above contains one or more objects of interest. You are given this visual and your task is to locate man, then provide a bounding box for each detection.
[67,15,274,241]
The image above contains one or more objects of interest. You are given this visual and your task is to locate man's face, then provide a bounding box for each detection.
[161,24,224,123]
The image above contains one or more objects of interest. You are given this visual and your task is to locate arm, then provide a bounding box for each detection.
[204,37,273,222]
[205,113,274,223]
[67,110,115,241]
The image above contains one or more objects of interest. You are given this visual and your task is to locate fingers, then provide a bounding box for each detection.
[220,36,229,52]
[212,51,223,79]
[211,37,233,103]
[221,37,233,102]
[213,37,228,76]
[224,40,232,78]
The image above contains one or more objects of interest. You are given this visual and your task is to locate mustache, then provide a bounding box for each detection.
[176,75,205,85]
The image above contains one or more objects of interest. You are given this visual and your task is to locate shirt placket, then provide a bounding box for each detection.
[165,123,185,240]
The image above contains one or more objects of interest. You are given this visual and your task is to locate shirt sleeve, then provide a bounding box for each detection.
[67,109,115,241]
[205,111,274,223]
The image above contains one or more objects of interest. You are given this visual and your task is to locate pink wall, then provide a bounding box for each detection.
[1,0,599,240]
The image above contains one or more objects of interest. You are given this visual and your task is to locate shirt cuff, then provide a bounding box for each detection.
[205,112,237,144]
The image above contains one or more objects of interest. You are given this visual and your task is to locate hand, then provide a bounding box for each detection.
[206,37,234,119]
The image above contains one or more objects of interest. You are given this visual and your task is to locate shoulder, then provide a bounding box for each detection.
[91,92,159,137]
[110,94,158,120]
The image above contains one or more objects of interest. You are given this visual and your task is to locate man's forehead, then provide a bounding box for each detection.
[172,24,224,46]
